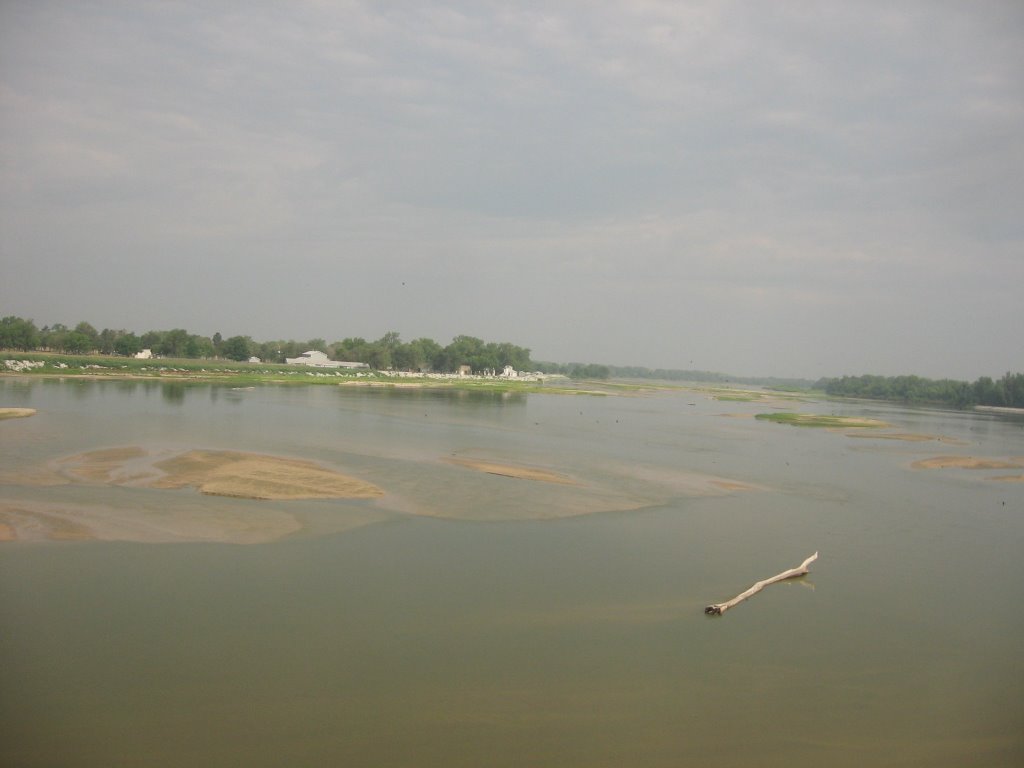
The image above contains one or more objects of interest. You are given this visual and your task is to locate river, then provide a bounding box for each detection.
[1,378,1022,766]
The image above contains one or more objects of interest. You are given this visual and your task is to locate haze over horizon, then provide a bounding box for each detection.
[2,2,1021,381]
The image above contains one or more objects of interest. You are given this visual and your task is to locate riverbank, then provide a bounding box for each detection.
[3,352,622,395]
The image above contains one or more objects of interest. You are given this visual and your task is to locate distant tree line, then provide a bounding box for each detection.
[814,373,1024,409]
[0,315,538,374]
[532,361,611,380]
[605,365,814,389]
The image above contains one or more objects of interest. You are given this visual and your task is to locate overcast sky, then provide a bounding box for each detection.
[1,1,1021,379]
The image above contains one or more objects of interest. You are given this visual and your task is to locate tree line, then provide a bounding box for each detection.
[0,315,539,374]
[814,372,1024,409]
[605,365,813,389]
[532,361,611,379]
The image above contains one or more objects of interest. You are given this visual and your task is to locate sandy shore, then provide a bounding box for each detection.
[0,407,36,420]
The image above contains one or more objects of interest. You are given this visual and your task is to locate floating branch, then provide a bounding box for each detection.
[705,552,818,616]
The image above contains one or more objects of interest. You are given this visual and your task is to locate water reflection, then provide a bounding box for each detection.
[0,378,35,404]
[68,379,96,399]
[338,386,527,408]
[114,380,140,395]
[160,382,186,404]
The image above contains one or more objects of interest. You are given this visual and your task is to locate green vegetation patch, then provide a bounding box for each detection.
[1,353,615,396]
[701,386,819,403]
[755,412,889,429]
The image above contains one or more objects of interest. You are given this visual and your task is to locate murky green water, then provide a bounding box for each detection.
[1,379,1022,766]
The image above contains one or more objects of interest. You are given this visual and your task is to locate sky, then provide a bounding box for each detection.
[1,1,1022,380]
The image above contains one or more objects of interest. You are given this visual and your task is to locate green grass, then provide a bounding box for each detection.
[1,352,607,395]
[755,412,888,428]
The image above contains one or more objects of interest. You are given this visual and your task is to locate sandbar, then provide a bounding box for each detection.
[443,456,577,485]
[0,407,36,420]
[911,455,1024,470]
[60,446,149,483]
[756,413,889,429]
[606,463,767,496]
[147,449,385,500]
[0,447,388,543]
[988,475,1024,483]
[0,499,303,544]
[845,432,967,445]
[55,447,386,500]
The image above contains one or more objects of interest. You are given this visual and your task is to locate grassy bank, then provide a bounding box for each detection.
[1,352,608,395]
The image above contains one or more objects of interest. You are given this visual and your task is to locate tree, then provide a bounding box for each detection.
[157,329,189,358]
[221,335,253,361]
[568,363,610,380]
[0,316,40,351]
[259,340,299,363]
[444,335,486,372]
[392,342,421,371]
[409,337,443,371]
[113,333,143,357]
[332,337,370,363]
[186,335,214,359]
[40,323,68,351]
[1001,372,1024,408]
[63,331,92,354]
[97,328,119,355]
[493,341,532,371]
[140,331,162,351]
[74,322,99,348]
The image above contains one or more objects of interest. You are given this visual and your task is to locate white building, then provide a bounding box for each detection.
[285,350,368,369]
[134,349,153,359]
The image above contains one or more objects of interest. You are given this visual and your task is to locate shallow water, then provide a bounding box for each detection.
[1,378,1022,766]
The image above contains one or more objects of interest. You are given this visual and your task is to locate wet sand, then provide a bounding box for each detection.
[0,447,388,543]
[442,456,577,485]
[911,456,1024,470]
[146,449,385,500]
[0,499,304,544]
[4,445,769,541]
[56,447,385,500]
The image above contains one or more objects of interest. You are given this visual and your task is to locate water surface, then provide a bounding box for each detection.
[1,379,1022,766]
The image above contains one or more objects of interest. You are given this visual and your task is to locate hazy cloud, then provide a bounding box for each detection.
[2,0,1022,377]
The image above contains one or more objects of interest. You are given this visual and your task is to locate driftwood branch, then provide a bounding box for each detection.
[705,552,818,616]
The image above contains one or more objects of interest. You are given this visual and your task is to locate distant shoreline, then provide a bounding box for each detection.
[974,405,1024,415]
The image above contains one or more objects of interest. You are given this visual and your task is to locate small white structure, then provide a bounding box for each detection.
[248,356,261,363]
[285,350,368,369]
[134,349,153,359]
[501,365,518,378]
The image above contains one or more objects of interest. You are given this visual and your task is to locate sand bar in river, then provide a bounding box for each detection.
[0,407,36,420]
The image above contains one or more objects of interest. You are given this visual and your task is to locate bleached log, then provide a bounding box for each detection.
[705,552,818,616]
